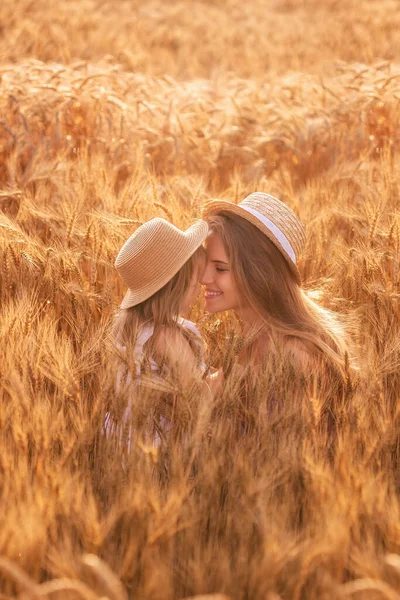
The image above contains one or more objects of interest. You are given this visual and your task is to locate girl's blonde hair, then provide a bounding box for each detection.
[208,213,350,375]
[113,246,204,347]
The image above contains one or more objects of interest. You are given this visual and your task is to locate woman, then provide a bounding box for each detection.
[201,192,354,434]
[106,217,211,450]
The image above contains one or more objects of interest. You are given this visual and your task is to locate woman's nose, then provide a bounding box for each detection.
[200,262,213,285]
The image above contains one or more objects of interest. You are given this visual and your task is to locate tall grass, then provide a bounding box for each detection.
[2,1,400,598]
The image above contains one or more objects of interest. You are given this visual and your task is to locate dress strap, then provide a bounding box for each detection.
[177,317,202,337]
[137,321,155,344]
[177,317,206,373]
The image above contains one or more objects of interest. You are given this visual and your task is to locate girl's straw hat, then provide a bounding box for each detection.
[202,192,306,283]
[115,217,208,309]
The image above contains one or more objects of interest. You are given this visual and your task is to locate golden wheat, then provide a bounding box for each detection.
[1,0,400,598]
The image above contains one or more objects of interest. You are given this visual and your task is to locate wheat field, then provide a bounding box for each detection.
[1,0,400,598]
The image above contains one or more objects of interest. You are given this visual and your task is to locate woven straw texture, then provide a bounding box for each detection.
[115,218,208,309]
[202,192,306,282]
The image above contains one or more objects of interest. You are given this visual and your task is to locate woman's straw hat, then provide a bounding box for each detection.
[202,192,306,283]
[115,217,209,309]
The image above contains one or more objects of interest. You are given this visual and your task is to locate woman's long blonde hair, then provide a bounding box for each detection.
[208,212,350,375]
[113,246,204,349]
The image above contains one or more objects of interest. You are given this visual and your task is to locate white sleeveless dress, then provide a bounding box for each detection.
[104,318,206,450]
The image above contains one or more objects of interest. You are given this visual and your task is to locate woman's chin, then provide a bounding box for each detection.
[205,299,226,313]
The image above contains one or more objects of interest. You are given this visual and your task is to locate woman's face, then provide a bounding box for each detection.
[180,248,206,316]
[200,231,243,313]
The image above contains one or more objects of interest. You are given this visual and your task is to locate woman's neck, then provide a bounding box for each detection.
[236,306,264,337]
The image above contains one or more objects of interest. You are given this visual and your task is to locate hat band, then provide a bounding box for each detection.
[240,205,296,263]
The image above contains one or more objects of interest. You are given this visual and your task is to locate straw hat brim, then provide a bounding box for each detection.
[119,220,208,309]
[202,200,301,283]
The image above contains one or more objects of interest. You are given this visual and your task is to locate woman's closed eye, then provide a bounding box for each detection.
[208,258,230,272]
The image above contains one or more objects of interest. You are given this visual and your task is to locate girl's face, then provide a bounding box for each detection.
[200,231,244,313]
[180,248,206,316]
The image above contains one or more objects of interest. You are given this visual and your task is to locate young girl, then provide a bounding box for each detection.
[201,192,355,434]
[106,217,209,450]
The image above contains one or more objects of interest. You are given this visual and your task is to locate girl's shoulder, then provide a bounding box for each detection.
[151,323,197,361]
[151,323,205,386]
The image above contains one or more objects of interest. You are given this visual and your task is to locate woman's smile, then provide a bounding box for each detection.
[200,232,243,313]
[204,288,223,300]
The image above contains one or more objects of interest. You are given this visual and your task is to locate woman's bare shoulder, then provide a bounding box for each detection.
[244,332,312,365]
[282,338,317,370]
